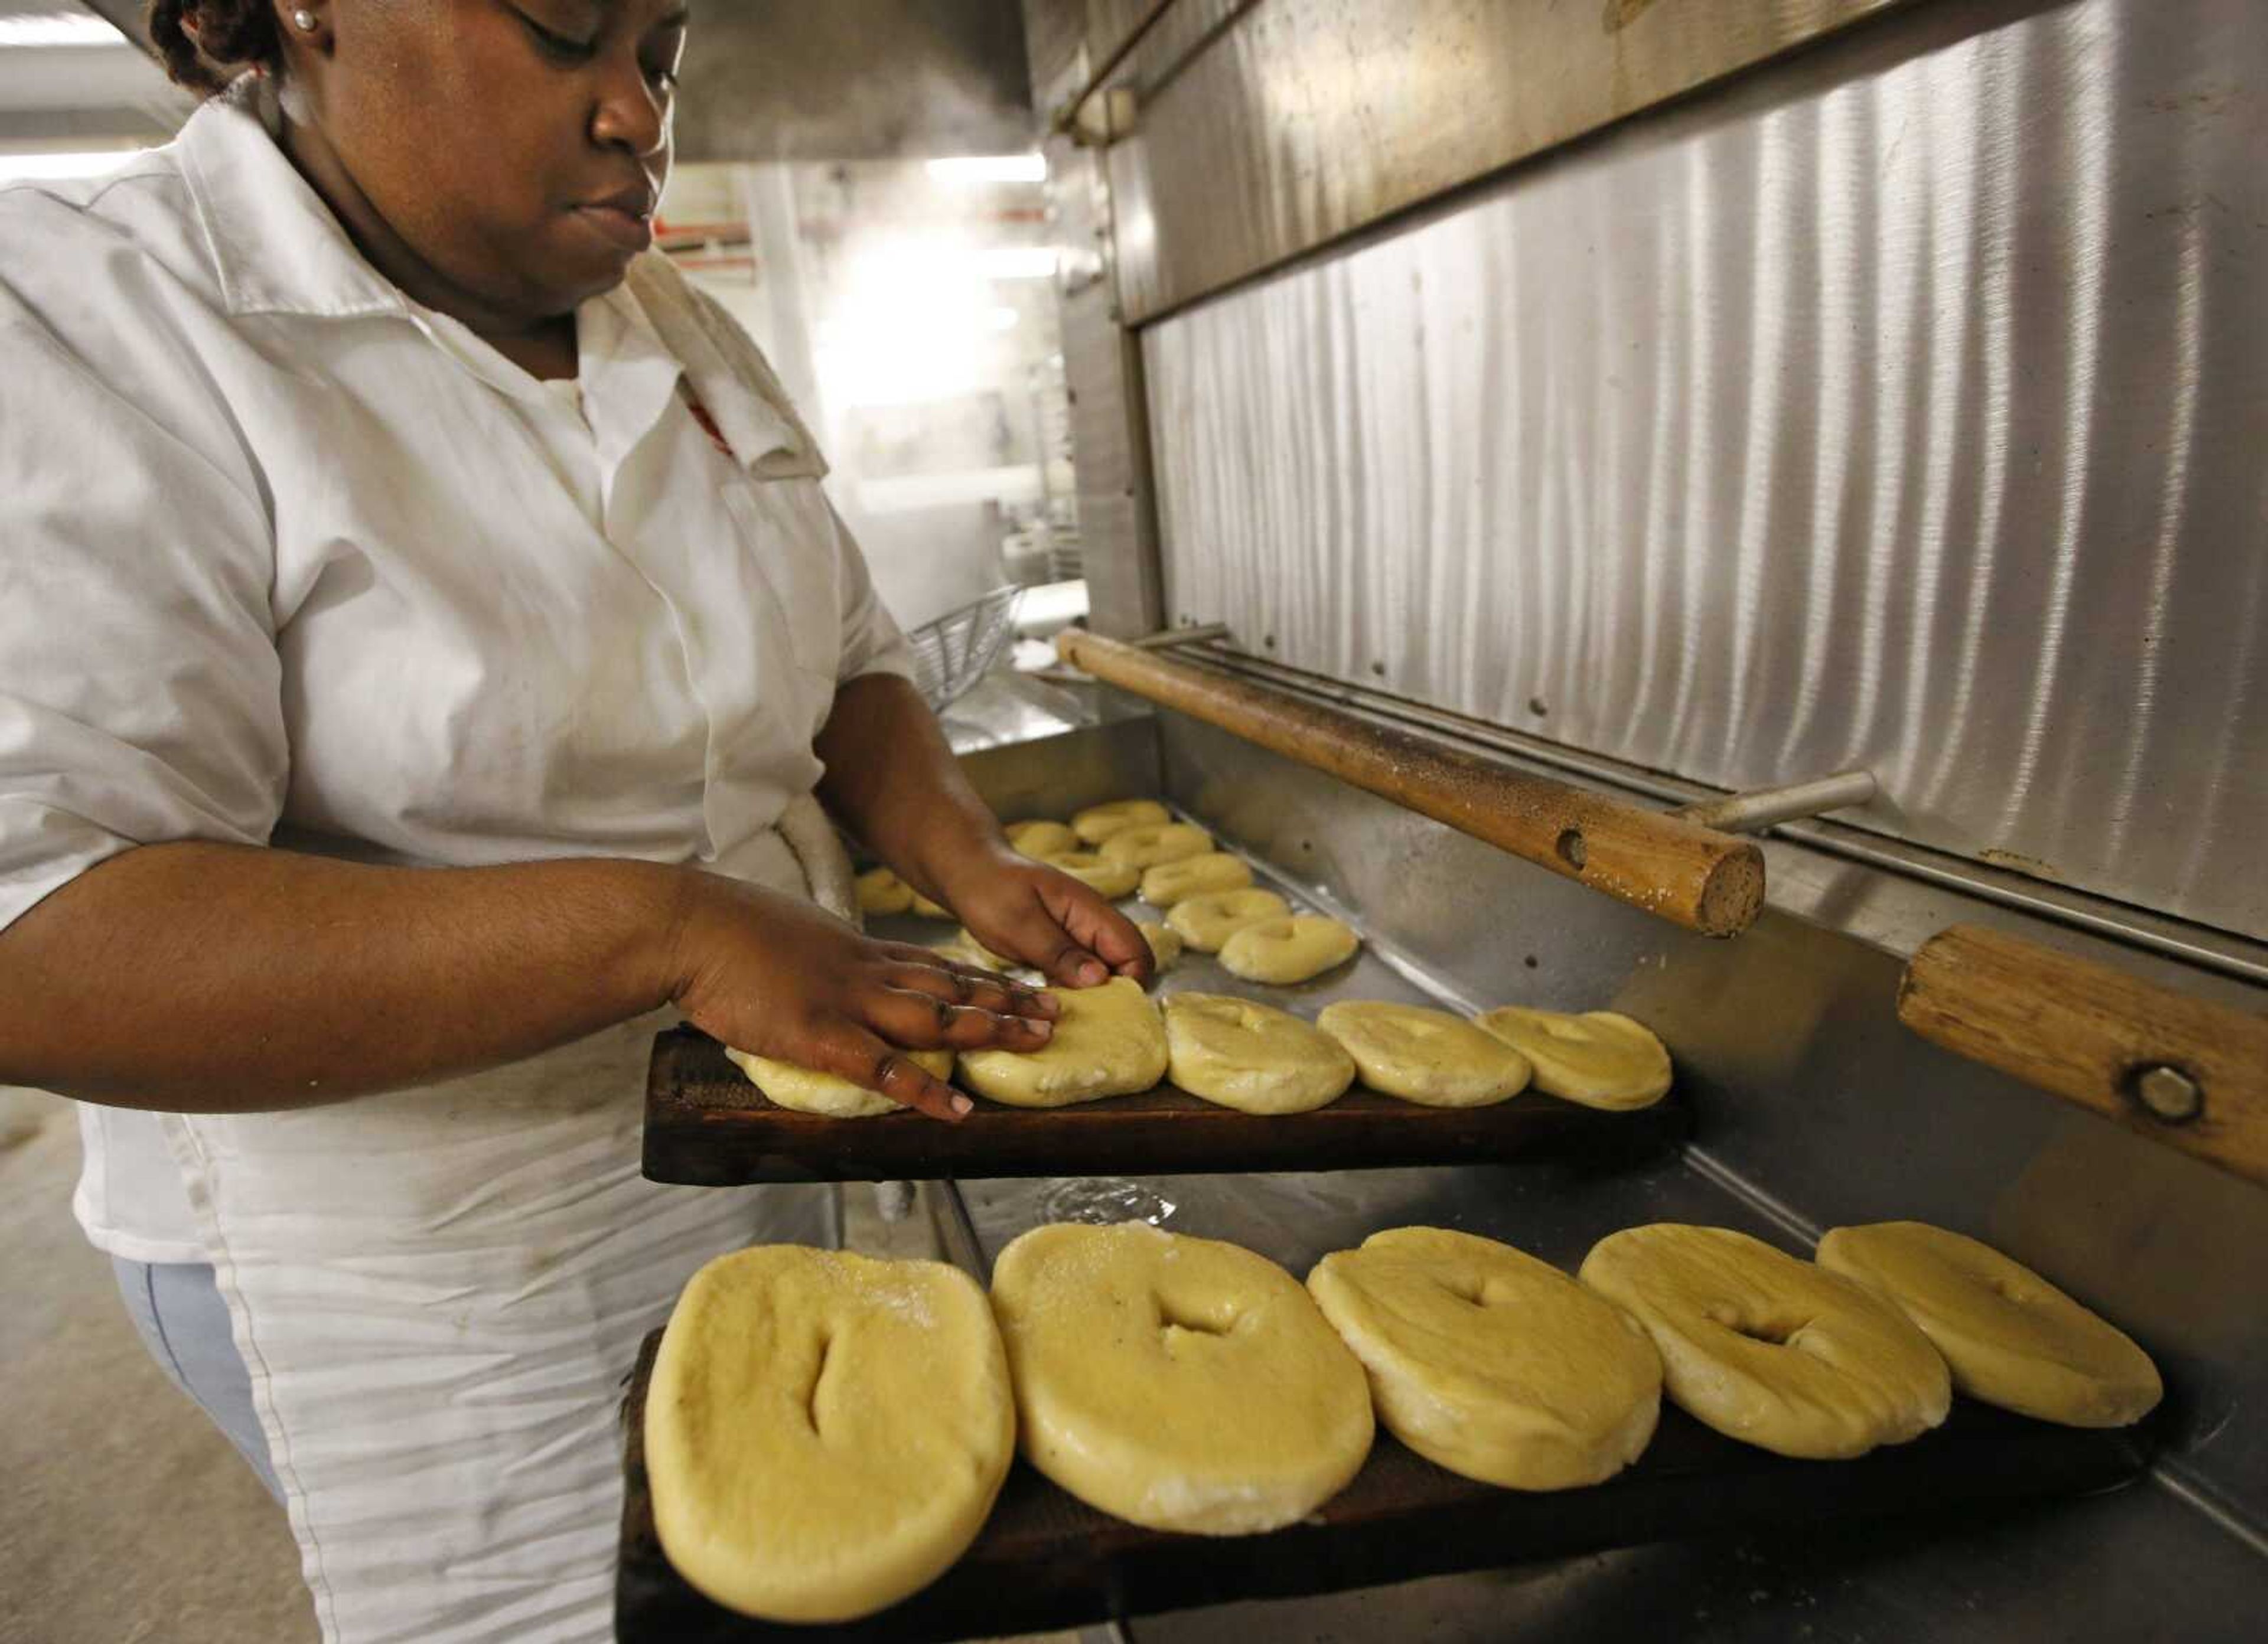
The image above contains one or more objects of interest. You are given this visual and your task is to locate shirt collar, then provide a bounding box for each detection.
[177,78,409,323]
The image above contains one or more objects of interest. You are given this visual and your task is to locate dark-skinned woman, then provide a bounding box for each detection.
[0,4,1148,1638]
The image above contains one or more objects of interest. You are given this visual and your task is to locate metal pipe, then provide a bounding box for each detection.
[1674,771,1879,834]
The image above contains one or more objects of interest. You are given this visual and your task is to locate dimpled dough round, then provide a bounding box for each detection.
[1307,1228,1663,1490]
[1164,993,1356,1114]
[1472,1007,1673,1110]
[990,1222,1374,1534]
[958,976,1167,1107]
[1140,852,1253,908]
[1133,921,1185,971]
[1167,888,1289,951]
[646,1247,1015,1623]
[854,867,914,917]
[725,1048,955,1119]
[1317,1002,1532,1106]
[1817,1222,2161,1428]
[1006,819,1078,857]
[1071,798,1171,845]
[1039,850,1142,900]
[1099,822,1213,870]
[1219,915,1362,985]
[1579,1224,1951,1460]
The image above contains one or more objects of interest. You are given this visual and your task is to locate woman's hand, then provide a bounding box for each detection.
[665,871,1059,1123]
[935,845,1156,991]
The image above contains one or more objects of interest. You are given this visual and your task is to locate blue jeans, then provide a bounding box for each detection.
[109,1256,283,1502]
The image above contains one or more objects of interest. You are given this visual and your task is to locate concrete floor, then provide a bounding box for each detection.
[0,1090,1072,1644]
[0,1087,315,1644]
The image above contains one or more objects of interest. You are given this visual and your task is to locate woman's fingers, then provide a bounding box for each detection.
[879,959,1057,1020]
[802,1025,971,1123]
[1032,874,1154,986]
[863,986,1055,1053]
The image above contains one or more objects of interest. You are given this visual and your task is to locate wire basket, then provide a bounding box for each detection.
[907,585,1024,712]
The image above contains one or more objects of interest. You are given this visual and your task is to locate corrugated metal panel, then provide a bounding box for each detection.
[1145,0,2268,940]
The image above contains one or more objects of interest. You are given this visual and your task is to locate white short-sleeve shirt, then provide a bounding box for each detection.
[0,86,913,1261]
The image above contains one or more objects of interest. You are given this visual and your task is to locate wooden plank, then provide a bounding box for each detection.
[641,1027,1690,1186]
[615,1330,2154,1643]
[1898,924,2268,1190]
[1053,632,1766,937]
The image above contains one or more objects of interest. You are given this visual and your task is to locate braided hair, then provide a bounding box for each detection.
[146,1,284,96]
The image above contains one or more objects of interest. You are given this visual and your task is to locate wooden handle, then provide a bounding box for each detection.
[1898,924,2268,1189]
[1055,632,1765,937]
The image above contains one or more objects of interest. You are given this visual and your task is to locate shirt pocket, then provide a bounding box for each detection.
[718,473,845,693]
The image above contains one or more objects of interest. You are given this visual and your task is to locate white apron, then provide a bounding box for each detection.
[162,805,855,1644]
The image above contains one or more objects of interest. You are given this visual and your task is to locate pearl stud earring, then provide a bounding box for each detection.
[292,9,317,31]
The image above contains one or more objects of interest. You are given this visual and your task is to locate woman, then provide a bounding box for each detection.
[0,2,1146,1639]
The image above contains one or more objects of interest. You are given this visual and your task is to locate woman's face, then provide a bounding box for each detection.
[286,1,689,321]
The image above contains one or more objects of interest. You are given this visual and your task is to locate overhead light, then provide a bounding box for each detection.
[926,154,1048,186]
[0,14,127,47]
[974,246,1058,282]
[0,149,146,184]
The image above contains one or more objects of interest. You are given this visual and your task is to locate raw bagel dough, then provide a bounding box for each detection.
[1816,1222,2161,1428]
[908,890,953,920]
[957,976,1167,1107]
[1140,852,1254,908]
[1219,915,1363,986]
[647,1247,1016,1622]
[1006,819,1079,857]
[1134,921,1184,971]
[1071,798,1171,845]
[1472,1007,1673,1110]
[949,929,1015,971]
[1314,1002,1529,1106]
[1167,888,1291,953]
[1579,1224,1951,1460]
[1308,1227,1662,1490]
[854,867,914,917]
[1099,822,1213,870]
[725,1048,956,1119]
[1038,850,1141,901]
[990,1222,1374,1534]
[1163,993,1356,1114]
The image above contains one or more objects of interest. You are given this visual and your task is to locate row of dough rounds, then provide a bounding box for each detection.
[855,800,1371,986]
[732,979,1676,1117]
[649,1217,2161,1623]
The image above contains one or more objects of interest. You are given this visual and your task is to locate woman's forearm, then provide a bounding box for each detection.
[0,841,686,1113]
[815,671,1009,898]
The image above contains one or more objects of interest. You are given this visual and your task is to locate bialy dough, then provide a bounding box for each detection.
[1817,1222,2161,1428]
[1308,1227,1662,1490]
[854,867,914,917]
[1071,798,1171,845]
[1317,1002,1531,1106]
[1579,1224,1951,1460]
[725,1048,955,1119]
[1163,993,1355,1114]
[1218,915,1362,985]
[1099,822,1213,870]
[1168,888,1291,952]
[1140,852,1254,908]
[957,976,1167,1107]
[1039,850,1141,901]
[647,1247,1016,1623]
[1133,921,1184,971]
[1006,819,1079,857]
[1472,1007,1673,1110]
[990,1222,1374,1534]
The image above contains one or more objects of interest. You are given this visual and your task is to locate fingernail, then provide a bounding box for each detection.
[950,1094,973,1115]
[1028,1019,1054,1040]
[1077,960,1107,987]
[1031,993,1063,1016]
